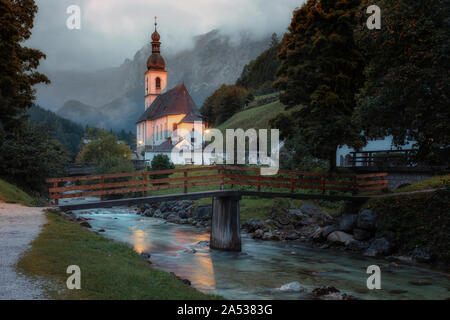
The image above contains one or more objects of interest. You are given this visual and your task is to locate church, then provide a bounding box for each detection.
[136,21,205,165]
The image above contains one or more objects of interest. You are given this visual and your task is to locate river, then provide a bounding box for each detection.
[65,198,450,300]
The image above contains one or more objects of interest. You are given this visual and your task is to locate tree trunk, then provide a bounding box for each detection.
[329,148,337,172]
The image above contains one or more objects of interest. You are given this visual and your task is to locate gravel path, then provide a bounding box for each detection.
[0,202,48,300]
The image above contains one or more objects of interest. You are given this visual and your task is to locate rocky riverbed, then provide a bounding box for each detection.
[132,199,438,266]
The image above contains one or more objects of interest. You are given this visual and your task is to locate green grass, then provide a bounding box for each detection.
[0,178,34,206]
[216,100,285,132]
[17,212,221,300]
[364,189,450,264]
[396,175,450,192]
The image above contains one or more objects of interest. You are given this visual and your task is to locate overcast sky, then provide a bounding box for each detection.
[28,0,304,72]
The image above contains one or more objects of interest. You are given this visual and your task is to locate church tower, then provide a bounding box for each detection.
[145,18,167,109]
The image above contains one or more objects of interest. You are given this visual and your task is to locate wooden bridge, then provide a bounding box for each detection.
[46,166,388,252]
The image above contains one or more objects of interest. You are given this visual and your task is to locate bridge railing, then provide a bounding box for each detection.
[46,166,388,205]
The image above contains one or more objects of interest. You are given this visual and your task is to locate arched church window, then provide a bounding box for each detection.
[156,77,161,89]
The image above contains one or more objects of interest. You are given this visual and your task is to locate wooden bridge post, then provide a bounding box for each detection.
[53,181,58,206]
[290,172,294,193]
[257,171,261,192]
[321,176,326,195]
[184,170,188,193]
[142,172,147,197]
[219,168,224,190]
[100,176,105,201]
[210,195,242,252]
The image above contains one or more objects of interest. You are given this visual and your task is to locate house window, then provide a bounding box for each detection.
[156,77,161,89]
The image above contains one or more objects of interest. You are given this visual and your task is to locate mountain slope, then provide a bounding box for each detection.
[216,99,285,132]
[37,30,271,131]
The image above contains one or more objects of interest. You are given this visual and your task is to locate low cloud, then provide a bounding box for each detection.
[27,0,303,72]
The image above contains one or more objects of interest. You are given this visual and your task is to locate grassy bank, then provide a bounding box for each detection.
[17,212,221,300]
[0,178,34,206]
[365,188,450,263]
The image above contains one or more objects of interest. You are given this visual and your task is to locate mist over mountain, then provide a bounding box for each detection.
[36,30,272,132]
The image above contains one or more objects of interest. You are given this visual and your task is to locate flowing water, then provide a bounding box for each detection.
[66,198,450,300]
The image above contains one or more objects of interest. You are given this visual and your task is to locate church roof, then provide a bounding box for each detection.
[179,112,203,123]
[137,84,199,123]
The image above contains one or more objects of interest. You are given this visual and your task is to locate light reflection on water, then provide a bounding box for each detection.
[75,207,450,300]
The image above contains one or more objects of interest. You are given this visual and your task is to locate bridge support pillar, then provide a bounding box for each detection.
[210,195,242,252]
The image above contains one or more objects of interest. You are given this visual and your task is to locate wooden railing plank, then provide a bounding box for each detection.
[47,165,389,202]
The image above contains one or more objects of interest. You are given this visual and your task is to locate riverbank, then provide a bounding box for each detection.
[133,186,449,269]
[17,211,221,299]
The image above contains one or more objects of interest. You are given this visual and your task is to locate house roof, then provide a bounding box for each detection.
[137,84,199,123]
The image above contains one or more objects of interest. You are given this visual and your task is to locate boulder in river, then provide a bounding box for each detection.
[327,231,354,245]
[364,237,392,257]
[353,228,372,241]
[337,214,357,233]
[357,209,377,231]
[412,247,436,263]
[279,282,305,292]
[193,205,212,220]
[299,203,334,226]
[244,218,265,232]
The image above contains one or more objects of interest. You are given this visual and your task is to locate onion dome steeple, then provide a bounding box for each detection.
[147,17,165,70]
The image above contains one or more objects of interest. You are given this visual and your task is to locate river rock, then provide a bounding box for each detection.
[357,209,377,230]
[252,229,265,239]
[321,225,338,238]
[166,213,180,223]
[312,286,340,296]
[143,208,154,217]
[327,231,354,245]
[309,227,323,241]
[140,252,151,259]
[299,203,334,226]
[244,218,265,232]
[79,221,91,228]
[337,214,357,233]
[153,209,163,218]
[194,240,210,248]
[286,233,300,241]
[193,205,212,220]
[353,228,372,241]
[345,239,369,251]
[279,282,305,292]
[412,247,436,263]
[364,238,392,257]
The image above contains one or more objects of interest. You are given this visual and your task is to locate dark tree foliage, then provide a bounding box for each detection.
[355,0,450,165]
[236,33,281,95]
[149,154,175,182]
[28,105,85,156]
[0,0,49,130]
[272,0,365,170]
[0,123,69,194]
[200,85,249,126]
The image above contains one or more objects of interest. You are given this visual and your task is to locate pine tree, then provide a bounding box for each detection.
[273,0,365,170]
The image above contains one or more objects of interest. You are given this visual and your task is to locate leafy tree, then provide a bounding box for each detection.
[76,128,132,164]
[200,85,249,126]
[272,0,365,170]
[355,0,450,165]
[0,122,69,194]
[0,0,49,130]
[95,156,134,175]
